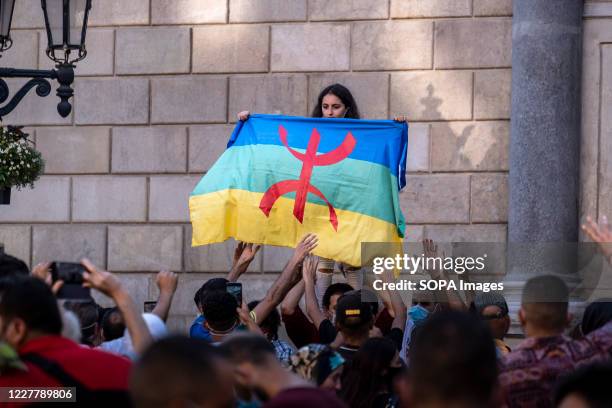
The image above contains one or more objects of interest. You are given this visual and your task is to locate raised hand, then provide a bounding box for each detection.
[81,258,123,298]
[237,111,250,121]
[156,270,178,294]
[582,215,612,263]
[31,261,64,295]
[422,239,442,278]
[292,233,319,265]
[302,254,319,284]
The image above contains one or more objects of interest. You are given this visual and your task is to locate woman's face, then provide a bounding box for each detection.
[321,93,348,118]
[320,366,343,392]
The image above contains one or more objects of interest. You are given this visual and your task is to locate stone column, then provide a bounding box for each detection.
[508,0,583,278]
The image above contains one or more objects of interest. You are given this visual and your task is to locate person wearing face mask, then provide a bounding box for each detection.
[400,292,437,362]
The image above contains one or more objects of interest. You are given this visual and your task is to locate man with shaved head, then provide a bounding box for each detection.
[499,275,612,407]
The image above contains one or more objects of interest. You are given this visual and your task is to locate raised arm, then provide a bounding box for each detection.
[582,215,612,264]
[423,239,468,310]
[227,242,261,282]
[303,255,327,329]
[280,279,305,316]
[151,270,178,322]
[81,258,152,355]
[381,267,407,330]
[252,234,318,324]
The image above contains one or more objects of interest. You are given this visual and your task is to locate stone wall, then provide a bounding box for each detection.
[581,0,612,298]
[0,0,512,330]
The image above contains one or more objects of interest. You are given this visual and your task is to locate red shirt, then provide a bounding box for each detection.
[0,335,131,406]
[282,307,395,348]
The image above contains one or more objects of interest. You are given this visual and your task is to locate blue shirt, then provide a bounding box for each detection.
[189,315,211,341]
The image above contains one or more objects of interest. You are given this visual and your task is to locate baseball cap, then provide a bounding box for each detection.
[336,292,374,328]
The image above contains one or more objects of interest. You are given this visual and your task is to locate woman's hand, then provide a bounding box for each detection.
[237,111,250,121]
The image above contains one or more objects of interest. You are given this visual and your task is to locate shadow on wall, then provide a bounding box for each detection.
[419,83,503,171]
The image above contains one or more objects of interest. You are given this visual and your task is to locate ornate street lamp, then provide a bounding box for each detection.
[0,0,92,119]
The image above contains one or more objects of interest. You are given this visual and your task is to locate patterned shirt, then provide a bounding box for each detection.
[271,339,295,367]
[499,321,612,408]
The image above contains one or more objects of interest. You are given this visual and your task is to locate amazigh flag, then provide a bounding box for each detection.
[189,114,408,267]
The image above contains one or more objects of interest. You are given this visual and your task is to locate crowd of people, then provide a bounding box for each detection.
[0,216,610,407]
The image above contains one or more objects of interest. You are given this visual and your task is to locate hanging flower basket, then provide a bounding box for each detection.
[0,126,45,205]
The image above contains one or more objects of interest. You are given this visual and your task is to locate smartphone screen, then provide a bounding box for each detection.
[226,283,242,306]
[144,301,157,313]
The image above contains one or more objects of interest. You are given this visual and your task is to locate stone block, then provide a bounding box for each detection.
[184,226,263,273]
[390,0,471,17]
[390,71,473,121]
[352,21,433,70]
[36,127,110,174]
[151,76,227,124]
[108,226,183,272]
[400,175,470,223]
[228,75,307,121]
[165,315,194,334]
[88,0,149,26]
[431,121,509,171]
[32,225,106,267]
[150,273,208,315]
[271,24,350,72]
[262,245,295,273]
[2,79,72,125]
[598,44,612,219]
[407,123,429,172]
[2,30,38,69]
[111,126,187,173]
[152,0,227,24]
[473,0,513,16]
[230,0,307,22]
[307,73,389,119]
[39,29,114,76]
[75,78,149,125]
[149,176,201,222]
[193,25,269,73]
[116,28,190,75]
[72,176,146,222]
[310,0,388,20]
[471,174,508,223]
[404,225,424,243]
[0,225,31,266]
[93,273,153,309]
[189,125,235,173]
[12,0,44,28]
[474,69,511,119]
[424,224,507,242]
[434,19,512,68]
[0,177,70,222]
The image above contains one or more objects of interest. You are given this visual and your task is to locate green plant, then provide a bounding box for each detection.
[0,126,45,189]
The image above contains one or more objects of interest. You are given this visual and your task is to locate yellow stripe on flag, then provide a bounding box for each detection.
[189,189,402,267]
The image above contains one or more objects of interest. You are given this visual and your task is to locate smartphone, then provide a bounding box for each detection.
[226,282,242,306]
[144,301,157,313]
[50,262,91,301]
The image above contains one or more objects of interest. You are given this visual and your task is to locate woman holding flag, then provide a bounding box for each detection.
[237,83,407,304]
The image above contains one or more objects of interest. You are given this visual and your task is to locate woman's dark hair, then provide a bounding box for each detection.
[248,300,281,341]
[311,83,360,119]
[341,337,397,408]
